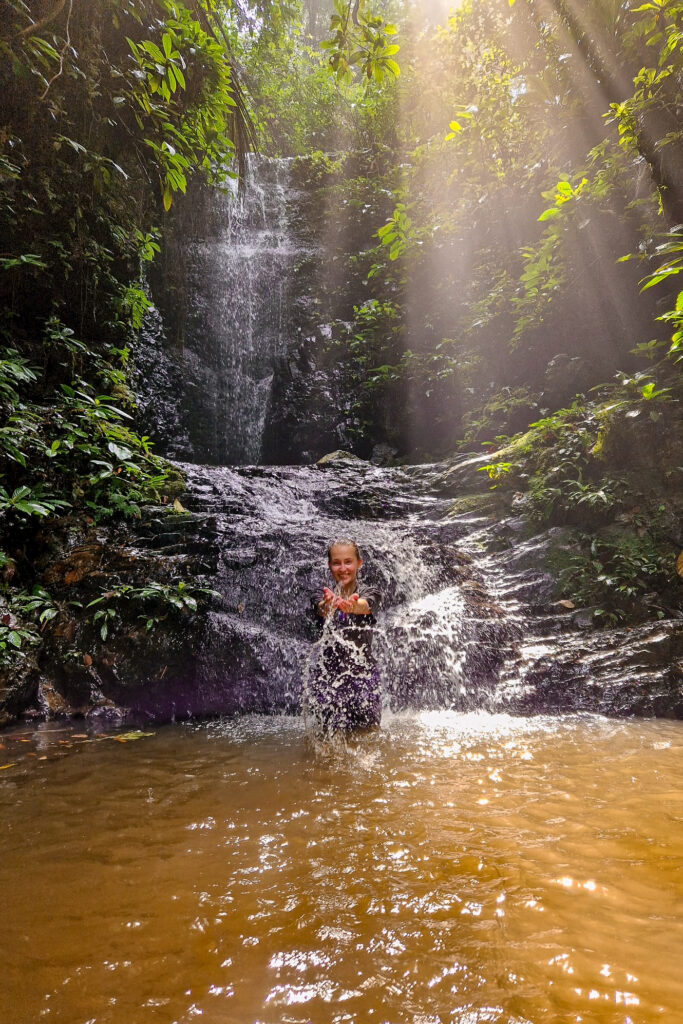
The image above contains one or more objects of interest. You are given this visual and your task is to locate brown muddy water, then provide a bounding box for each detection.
[1,712,682,1024]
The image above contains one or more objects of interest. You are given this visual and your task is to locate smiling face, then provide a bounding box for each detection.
[328,543,362,591]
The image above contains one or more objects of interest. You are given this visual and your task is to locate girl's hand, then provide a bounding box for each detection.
[319,587,335,617]
[335,593,359,614]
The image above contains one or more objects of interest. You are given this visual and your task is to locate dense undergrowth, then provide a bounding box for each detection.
[0,0,262,680]
[472,361,683,623]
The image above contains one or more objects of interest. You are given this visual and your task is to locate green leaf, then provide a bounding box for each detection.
[141,40,165,62]
[15,501,47,516]
[641,266,682,290]
[107,442,134,461]
[111,730,155,742]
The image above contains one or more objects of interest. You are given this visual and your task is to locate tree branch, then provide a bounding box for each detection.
[17,0,68,38]
[38,0,73,100]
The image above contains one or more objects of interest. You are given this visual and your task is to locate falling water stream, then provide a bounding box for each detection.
[3,160,682,1024]
[152,157,306,465]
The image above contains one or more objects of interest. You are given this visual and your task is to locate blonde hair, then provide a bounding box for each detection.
[327,539,361,562]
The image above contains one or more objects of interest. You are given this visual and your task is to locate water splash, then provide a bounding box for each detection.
[122,461,508,722]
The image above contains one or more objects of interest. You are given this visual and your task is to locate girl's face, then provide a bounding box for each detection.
[328,544,362,588]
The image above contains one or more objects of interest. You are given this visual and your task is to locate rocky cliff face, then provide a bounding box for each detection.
[138,154,415,468]
[3,454,680,728]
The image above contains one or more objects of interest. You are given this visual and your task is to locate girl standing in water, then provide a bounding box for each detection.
[308,540,382,735]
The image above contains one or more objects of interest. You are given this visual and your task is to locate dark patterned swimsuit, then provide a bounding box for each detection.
[308,583,382,734]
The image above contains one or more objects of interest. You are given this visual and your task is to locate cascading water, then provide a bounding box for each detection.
[124,164,682,725]
[145,157,310,465]
[125,458,511,721]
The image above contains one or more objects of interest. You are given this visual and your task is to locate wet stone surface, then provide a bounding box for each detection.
[3,458,682,725]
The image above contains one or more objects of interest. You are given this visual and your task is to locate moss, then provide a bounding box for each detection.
[447,491,506,517]
[159,466,186,501]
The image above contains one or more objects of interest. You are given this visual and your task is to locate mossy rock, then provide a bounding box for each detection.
[160,466,187,501]
[317,450,364,466]
[447,491,506,517]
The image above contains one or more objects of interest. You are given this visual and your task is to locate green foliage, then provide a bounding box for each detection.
[0,585,66,668]
[607,0,683,207]
[125,10,238,209]
[558,528,673,624]
[564,473,619,510]
[0,486,70,520]
[375,203,414,264]
[87,581,216,640]
[477,461,514,488]
[312,0,682,464]
[321,0,400,85]
[0,620,40,667]
[461,385,537,446]
[0,349,36,405]
[638,227,683,358]
[247,13,401,157]
[0,0,270,551]
[0,0,269,688]
[493,402,616,523]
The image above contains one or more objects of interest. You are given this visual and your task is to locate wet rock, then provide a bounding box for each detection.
[572,609,598,629]
[497,526,578,574]
[436,452,494,494]
[86,704,127,727]
[446,491,503,518]
[0,658,40,727]
[317,450,365,465]
[493,611,683,717]
[4,458,682,728]
[371,443,398,466]
[542,353,593,407]
[37,679,69,718]
[43,542,105,587]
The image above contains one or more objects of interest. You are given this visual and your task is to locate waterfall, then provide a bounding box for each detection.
[155,157,306,465]
[123,460,512,721]
[123,167,681,726]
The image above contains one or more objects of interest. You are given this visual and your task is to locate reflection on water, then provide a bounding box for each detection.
[2,712,682,1024]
